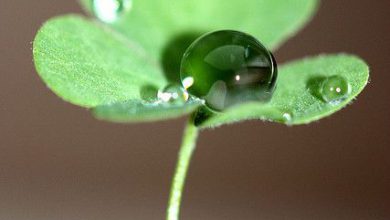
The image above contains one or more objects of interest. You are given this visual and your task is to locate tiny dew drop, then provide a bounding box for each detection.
[319,76,351,104]
[158,84,189,105]
[282,112,293,124]
[180,30,278,112]
[92,0,132,23]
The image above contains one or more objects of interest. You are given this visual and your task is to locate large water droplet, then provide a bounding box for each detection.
[158,84,189,105]
[180,30,278,112]
[319,76,351,104]
[93,0,132,23]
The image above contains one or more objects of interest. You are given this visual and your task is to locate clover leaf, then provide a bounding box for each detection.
[32,1,369,220]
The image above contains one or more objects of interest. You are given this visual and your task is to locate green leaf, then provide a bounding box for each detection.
[33,15,166,108]
[80,0,319,60]
[196,54,370,129]
[34,0,321,123]
[34,2,369,126]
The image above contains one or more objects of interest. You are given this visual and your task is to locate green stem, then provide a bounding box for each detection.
[166,117,199,220]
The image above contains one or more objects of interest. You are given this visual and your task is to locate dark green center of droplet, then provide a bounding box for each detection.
[180,30,277,111]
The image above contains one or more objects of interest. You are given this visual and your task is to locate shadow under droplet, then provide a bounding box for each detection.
[306,76,326,101]
[193,106,216,127]
[161,32,203,84]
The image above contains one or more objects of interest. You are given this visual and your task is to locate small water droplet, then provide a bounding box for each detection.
[283,112,292,122]
[319,76,351,104]
[158,84,189,105]
[279,110,294,125]
[93,0,132,23]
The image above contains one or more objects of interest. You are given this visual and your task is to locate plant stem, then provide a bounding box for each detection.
[166,117,199,220]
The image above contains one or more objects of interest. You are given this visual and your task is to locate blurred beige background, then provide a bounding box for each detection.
[0,1,389,219]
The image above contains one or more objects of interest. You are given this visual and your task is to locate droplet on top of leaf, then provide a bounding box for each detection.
[319,75,351,104]
[308,75,351,105]
[180,30,278,112]
[93,0,132,23]
[282,112,293,124]
[158,84,189,105]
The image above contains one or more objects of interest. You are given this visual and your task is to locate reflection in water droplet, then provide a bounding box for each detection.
[319,76,351,104]
[93,0,132,23]
[158,84,189,105]
[182,77,194,90]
